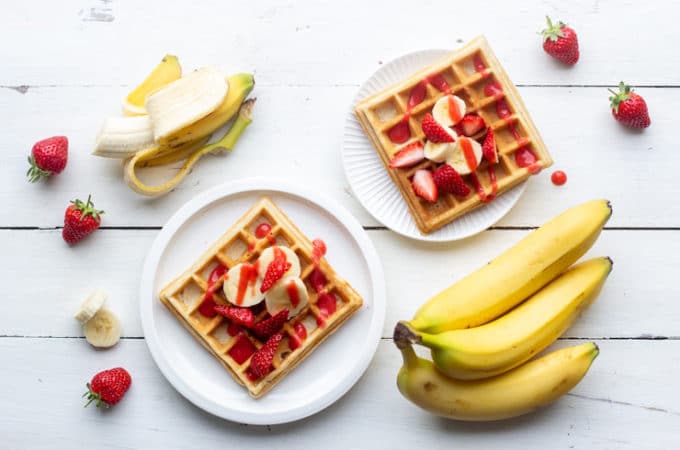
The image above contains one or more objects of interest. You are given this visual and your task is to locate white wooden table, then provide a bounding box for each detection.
[2,1,679,448]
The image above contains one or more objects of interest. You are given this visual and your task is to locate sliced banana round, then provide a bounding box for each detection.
[265,277,309,318]
[424,140,457,163]
[257,246,301,280]
[446,136,483,175]
[432,94,466,127]
[223,262,264,307]
[74,289,107,324]
[83,308,121,348]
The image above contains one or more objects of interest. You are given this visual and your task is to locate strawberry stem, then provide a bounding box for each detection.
[70,195,104,222]
[26,156,51,183]
[540,16,566,42]
[608,81,633,113]
[83,382,106,408]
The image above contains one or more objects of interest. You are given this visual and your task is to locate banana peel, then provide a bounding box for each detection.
[124,98,255,197]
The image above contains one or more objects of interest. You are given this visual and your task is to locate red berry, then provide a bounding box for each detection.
[551,170,567,186]
[540,16,579,65]
[411,169,438,202]
[389,141,425,168]
[433,165,471,196]
[309,268,327,293]
[482,128,499,164]
[260,248,292,292]
[421,113,455,143]
[249,333,283,379]
[84,367,131,408]
[27,136,68,182]
[213,304,255,327]
[458,114,486,137]
[252,309,289,339]
[62,195,104,245]
[608,82,651,129]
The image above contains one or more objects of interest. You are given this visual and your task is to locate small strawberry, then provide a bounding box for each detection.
[249,332,283,378]
[433,165,470,196]
[482,128,499,164]
[213,304,255,328]
[608,82,651,129]
[540,16,579,65]
[309,268,327,293]
[84,367,131,408]
[26,136,68,182]
[252,309,289,339]
[411,169,438,202]
[62,195,104,245]
[421,113,455,143]
[457,114,486,137]
[260,252,292,293]
[389,141,425,168]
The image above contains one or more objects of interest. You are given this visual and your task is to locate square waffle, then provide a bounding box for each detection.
[354,36,553,234]
[159,197,363,398]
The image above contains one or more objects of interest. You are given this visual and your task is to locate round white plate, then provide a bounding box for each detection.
[343,49,528,242]
[140,179,386,425]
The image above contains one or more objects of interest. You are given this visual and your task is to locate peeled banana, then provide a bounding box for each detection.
[93,116,155,158]
[396,342,599,421]
[407,199,612,334]
[74,289,108,324]
[83,308,121,348]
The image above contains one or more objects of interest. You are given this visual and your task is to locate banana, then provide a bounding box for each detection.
[93,116,155,158]
[159,73,254,147]
[83,308,121,348]
[257,246,301,280]
[74,289,107,324]
[396,257,612,380]
[446,136,482,175]
[145,66,228,141]
[396,342,599,421]
[432,94,466,127]
[223,263,264,307]
[424,140,456,163]
[265,277,309,318]
[122,54,182,116]
[407,199,612,334]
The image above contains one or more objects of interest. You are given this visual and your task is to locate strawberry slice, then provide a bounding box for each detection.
[213,304,255,328]
[252,309,289,339]
[458,114,486,137]
[433,165,470,196]
[411,169,438,202]
[260,251,292,293]
[389,142,425,168]
[249,333,283,379]
[482,128,499,164]
[421,113,455,143]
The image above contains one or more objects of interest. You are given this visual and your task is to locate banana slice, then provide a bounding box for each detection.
[265,277,309,318]
[223,263,264,307]
[432,94,466,127]
[93,116,155,158]
[83,308,121,348]
[424,140,457,163]
[257,246,301,280]
[145,66,228,141]
[446,136,483,175]
[74,289,107,324]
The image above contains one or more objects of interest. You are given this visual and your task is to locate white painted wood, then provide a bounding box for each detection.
[2,229,677,339]
[1,85,676,227]
[1,338,678,449]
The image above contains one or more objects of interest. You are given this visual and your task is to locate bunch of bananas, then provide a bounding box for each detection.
[394,199,613,421]
[92,55,255,197]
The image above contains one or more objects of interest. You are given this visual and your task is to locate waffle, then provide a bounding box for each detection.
[159,197,363,398]
[354,36,553,234]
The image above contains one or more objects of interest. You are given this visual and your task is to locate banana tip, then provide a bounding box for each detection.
[393,321,420,349]
[591,342,600,359]
[605,256,614,271]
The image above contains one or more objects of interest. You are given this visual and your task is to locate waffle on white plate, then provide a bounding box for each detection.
[159,197,363,398]
[354,36,552,234]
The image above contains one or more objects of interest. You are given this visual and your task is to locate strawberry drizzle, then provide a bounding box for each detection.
[289,323,307,350]
[316,293,337,328]
[286,279,301,308]
[235,262,258,306]
[473,53,490,77]
[228,333,257,364]
[448,96,463,123]
[515,147,542,174]
[198,265,227,318]
[312,238,327,266]
[459,137,479,173]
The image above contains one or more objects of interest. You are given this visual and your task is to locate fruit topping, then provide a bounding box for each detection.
[252,309,289,339]
[249,332,283,379]
[484,81,503,98]
[411,169,438,202]
[540,16,580,65]
[27,136,68,182]
[424,140,457,163]
[223,262,263,307]
[432,95,466,127]
[316,293,338,327]
[198,264,228,318]
[388,120,411,144]
[289,323,308,350]
[482,128,499,164]
[309,268,327,292]
[447,136,482,175]
[213,304,255,327]
[62,195,104,245]
[551,170,568,186]
[433,165,471,197]
[84,367,131,408]
[457,114,486,137]
[421,113,455,143]
[265,277,308,318]
[228,333,257,364]
[389,142,425,168]
[83,308,121,348]
[261,248,293,293]
[608,82,651,129]
[254,222,272,239]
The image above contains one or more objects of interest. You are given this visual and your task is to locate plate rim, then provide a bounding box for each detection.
[139,178,386,425]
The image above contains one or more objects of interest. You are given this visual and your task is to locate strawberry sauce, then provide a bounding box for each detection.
[473,54,490,77]
[312,238,327,266]
[198,265,228,317]
[468,165,498,204]
[235,262,258,306]
[459,137,479,173]
[515,147,542,174]
[286,279,301,308]
[228,333,257,365]
[448,96,463,123]
[316,293,337,328]
[255,222,276,246]
[551,170,567,186]
[289,323,307,350]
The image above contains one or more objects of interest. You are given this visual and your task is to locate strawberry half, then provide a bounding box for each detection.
[252,309,289,339]
[249,333,283,379]
[433,165,470,196]
[213,304,255,328]
[482,128,499,164]
[389,141,425,168]
[458,114,486,137]
[260,252,292,293]
[411,169,438,202]
[421,113,455,143]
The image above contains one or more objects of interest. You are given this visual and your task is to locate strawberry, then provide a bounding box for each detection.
[213,304,255,327]
[249,332,283,378]
[62,195,104,245]
[309,268,327,293]
[84,367,131,408]
[458,114,486,137]
[252,309,289,339]
[433,165,470,196]
[389,141,425,168]
[26,136,68,182]
[411,169,438,202]
[608,82,651,129]
[540,16,579,65]
[421,113,455,143]
[260,251,292,293]
[482,128,499,164]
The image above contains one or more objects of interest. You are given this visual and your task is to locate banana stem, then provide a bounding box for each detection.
[202,98,256,154]
[399,344,419,368]
[393,321,422,349]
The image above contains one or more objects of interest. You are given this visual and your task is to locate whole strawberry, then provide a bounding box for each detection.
[84,367,131,408]
[63,195,104,244]
[608,82,651,129]
[540,16,579,65]
[26,136,68,182]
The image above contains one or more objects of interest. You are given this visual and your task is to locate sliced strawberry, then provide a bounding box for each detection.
[309,268,327,293]
[482,128,499,164]
[458,114,486,137]
[421,113,455,143]
[213,304,255,328]
[389,142,425,168]
[252,309,289,339]
[433,165,470,196]
[411,169,438,202]
[260,251,292,293]
[249,333,283,379]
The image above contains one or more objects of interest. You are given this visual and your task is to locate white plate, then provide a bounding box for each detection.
[343,49,528,242]
[140,179,386,425]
